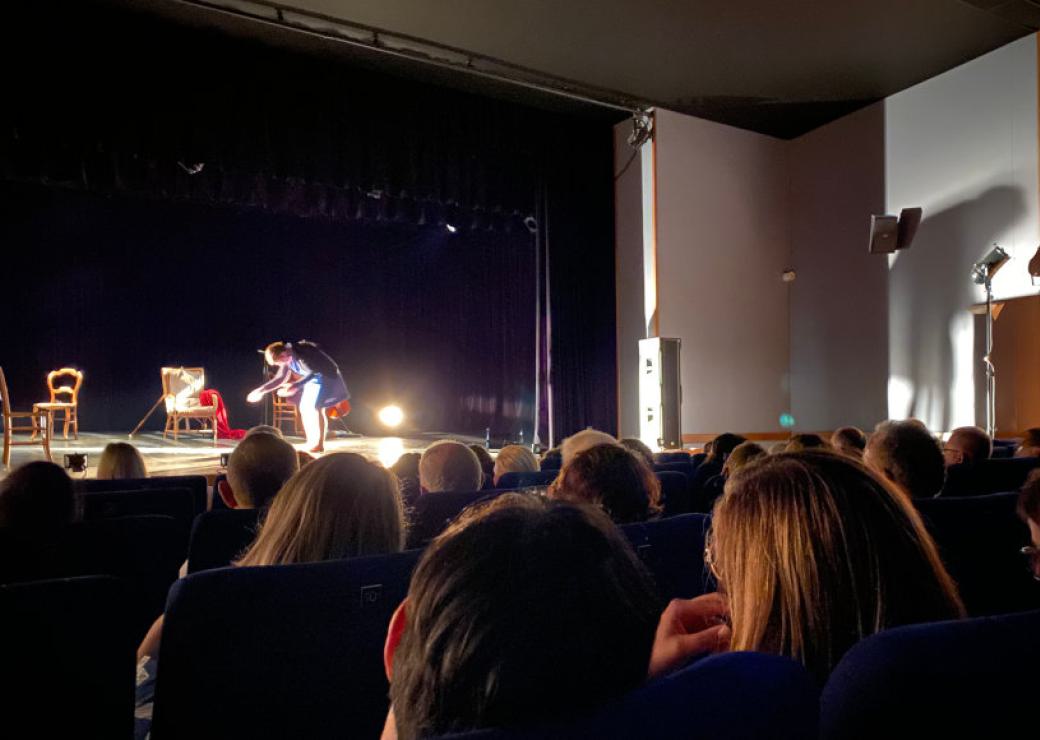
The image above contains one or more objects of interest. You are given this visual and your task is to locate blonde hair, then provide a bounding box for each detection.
[96,442,147,480]
[236,453,405,567]
[721,441,766,476]
[710,451,964,681]
[493,445,539,485]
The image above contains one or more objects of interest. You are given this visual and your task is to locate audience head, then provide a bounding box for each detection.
[864,420,946,499]
[784,433,829,453]
[722,441,766,477]
[710,451,964,682]
[236,452,404,566]
[390,452,422,482]
[96,442,147,480]
[385,495,659,739]
[1015,428,1040,459]
[0,461,78,534]
[540,447,562,470]
[419,441,483,494]
[468,445,495,485]
[560,428,619,465]
[492,445,539,486]
[944,426,992,466]
[549,444,660,523]
[1017,470,1040,580]
[830,426,867,459]
[245,424,284,439]
[618,438,656,469]
[706,433,747,463]
[220,432,299,510]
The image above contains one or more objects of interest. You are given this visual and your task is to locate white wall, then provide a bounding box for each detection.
[615,124,645,438]
[653,109,791,434]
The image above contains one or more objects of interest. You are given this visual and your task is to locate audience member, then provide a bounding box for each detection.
[721,441,766,477]
[548,444,660,523]
[619,437,656,469]
[390,452,422,506]
[468,445,496,489]
[245,424,284,439]
[704,452,964,682]
[784,433,829,452]
[539,446,563,470]
[690,433,747,491]
[217,432,299,510]
[492,444,539,487]
[1015,428,1040,459]
[1017,470,1040,581]
[830,426,867,459]
[943,426,992,466]
[418,441,483,494]
[96,442,148,480]
[864,420,945,499]
[560,428,619,465]
[0,461,78,535]
[383,495,660,739]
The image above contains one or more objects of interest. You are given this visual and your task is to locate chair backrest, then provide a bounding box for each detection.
[654,451,691,464]
[942,456,1040,496]
[152,550,422,740]
[652,461,694,477]
[79,474,208,515]
[621,513,712,601]
[435,652,819,739]
[656,470,691,516]
[0,365,11,418]
[495,469,557,489]
[47,367,83,403]
[187,508,263,573]
[81,487,197,551]
[161,366,206,410]
[407,490,496,548]
[0,576,136,739]
[820,609,1040,738]
[914,493,1040,616]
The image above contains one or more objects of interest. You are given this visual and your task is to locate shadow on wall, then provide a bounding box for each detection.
[888,185,1025,430]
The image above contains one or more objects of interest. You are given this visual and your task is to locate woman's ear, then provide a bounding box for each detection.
[217,479,238,509]
[384,598,409,681]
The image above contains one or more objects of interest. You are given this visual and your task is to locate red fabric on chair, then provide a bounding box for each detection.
[199,389,246,440]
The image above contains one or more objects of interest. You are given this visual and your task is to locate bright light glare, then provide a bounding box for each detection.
[377,437,405,468]
[378,405,405,428]
[445,223,457,233]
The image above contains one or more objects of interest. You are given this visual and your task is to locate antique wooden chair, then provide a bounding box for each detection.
[33,367,83,440]
[161,367,217,445]
[1,366,51,467]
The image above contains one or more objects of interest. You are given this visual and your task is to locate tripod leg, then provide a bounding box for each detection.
[130,395,167,438]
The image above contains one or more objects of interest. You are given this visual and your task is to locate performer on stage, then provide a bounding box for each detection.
[246,340,350,453]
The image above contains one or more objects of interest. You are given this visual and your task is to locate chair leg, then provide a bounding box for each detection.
[72,408,78,440]
[42,421,51,462]
[3,429,10,468]
[212,414,218,446]
[173,416,179,441]
[63,409,70,440]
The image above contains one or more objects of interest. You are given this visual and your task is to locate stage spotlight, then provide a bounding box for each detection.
[378,405,404,428]
[445,223,457,233]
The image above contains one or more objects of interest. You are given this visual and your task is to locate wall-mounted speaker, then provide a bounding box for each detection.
[638,337,682,449]
[869,207,923,254]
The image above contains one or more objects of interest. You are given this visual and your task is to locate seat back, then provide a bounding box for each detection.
[654,451,690,464]
[914,493,1040,616]
[161,366,206,411]
[942,456,1040,496]
[82,487,197,545]
[435,652,818,739]
[820,609,1040,738]
[656,470,691,516]
[408,490,497,548]
[79,474,208,516]
[47,367,83,403]
[0,576,136,739]
[495,470,557,489]
[652,461,694,478]
[187,508,263,573]
[621,513,712,601]
[152,550,422,740]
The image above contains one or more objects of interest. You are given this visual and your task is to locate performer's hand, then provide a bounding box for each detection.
[246,390,263,404]
[276,386,293,398]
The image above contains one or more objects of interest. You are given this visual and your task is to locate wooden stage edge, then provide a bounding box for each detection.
[1,430,484,481]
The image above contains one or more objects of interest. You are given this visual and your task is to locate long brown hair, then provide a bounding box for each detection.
[549,444,661,523]
[236,452,405,566]
[710,451,964,681]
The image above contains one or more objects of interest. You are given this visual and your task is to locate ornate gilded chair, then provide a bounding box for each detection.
[34,367,83,440]
[161,367,217,445]
[1,366,51,468]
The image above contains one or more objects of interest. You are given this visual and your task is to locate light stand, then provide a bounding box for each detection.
[971,245,1009,437]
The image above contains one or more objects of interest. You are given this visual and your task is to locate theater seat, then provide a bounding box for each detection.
[152,550,422,740]
[434,652,818,739]
[656,470,691,516]
[495,470,557,489]
[186,508,263,573]
[622,513,712,601]
[1,576,136,739]
[941,457,1040,497]
[408,490,501,548]
[78,474,208,515]
[654,451,691,464]
[915,493,1040,616]
[820,609,1040,739]
[82,487,196,547]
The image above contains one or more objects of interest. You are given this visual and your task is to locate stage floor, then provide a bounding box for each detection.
[2,430,484,480]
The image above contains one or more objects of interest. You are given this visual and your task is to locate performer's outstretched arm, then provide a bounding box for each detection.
[246,364,291,402]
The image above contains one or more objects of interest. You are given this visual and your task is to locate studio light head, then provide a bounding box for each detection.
[971,244,1009,285]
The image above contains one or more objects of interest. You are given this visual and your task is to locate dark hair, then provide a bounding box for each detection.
[549,444,660,522]
[390,452,422,481]
[785,433,829,452]
[1017,469,1040,525]
[706,433,747,463]
[618,438,655,468]
[947,426,992,464]
[227,432,299,510]
[468,445,495,482]
[831,427,867,457]
[865,421,946,499]
[0,461,78,533]
[390,495,660,738]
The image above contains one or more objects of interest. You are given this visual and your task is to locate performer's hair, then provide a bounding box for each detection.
[264,341,291,364]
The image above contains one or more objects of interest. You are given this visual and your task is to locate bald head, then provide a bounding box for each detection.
[420,441,483,494]
[945,426,992,466]
[561,429,619,466]
[226,432,299,509]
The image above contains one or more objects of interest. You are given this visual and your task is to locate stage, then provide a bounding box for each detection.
[1,430,485,481]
